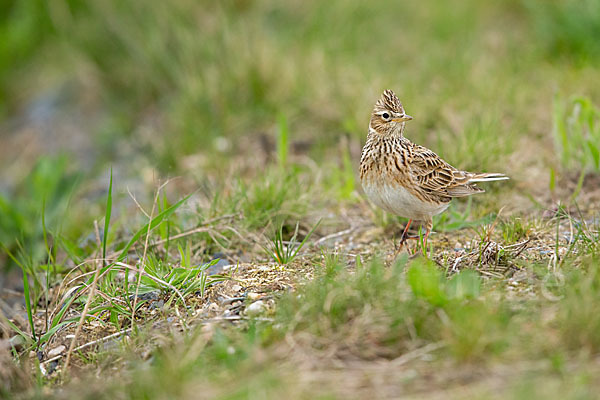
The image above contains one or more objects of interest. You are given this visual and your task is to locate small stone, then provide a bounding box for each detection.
[207,259,230,275]
[46,360,59,375]
[247,292,261,301]
[245,300,266,316]
[129,291,160,302]
[48,345,66,358]
[149,299,165,310]
[231,284,242,292]
[208,253,231,275]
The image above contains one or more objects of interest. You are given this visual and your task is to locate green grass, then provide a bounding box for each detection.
[501,217,537,243]
[1,0,600,398]
[262,220,320,265]
[553,95,600,172]
[8,256,600,398]
[558,260,600,353]
[524,0,600,62]
[0,156,82,271]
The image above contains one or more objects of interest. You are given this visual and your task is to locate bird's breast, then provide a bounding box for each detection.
[362,180,450,220]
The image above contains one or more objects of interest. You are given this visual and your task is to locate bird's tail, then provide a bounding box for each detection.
[468,172,509,183]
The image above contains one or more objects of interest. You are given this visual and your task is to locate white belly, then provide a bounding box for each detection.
[362,182,450,221]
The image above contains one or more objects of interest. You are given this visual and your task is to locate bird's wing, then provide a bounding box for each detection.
[407,145,483,198]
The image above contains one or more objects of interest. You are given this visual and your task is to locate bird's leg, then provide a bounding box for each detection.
[422,229,430,253]
[393,219,413,258]
[399,219,413,246]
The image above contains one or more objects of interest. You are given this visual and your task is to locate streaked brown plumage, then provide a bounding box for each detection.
[360,89,508,250]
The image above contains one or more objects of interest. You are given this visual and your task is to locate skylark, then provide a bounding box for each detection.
[360,89,508,250]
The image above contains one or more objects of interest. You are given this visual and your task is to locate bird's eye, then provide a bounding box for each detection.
[382,112,390,120]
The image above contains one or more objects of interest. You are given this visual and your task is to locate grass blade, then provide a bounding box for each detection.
[2,244,37,341]
[277,113,288,168]
[587,140,600,170]
[289,219,321,261]
[116,193,192,263]
[22,272,37,342]
[103,168,113,265]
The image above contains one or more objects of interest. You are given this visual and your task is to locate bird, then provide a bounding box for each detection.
[359,89,508,252]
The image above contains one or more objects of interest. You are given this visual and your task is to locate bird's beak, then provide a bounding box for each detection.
[393,115,413,122]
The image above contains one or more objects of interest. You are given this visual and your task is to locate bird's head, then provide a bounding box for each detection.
[369,89,412,136]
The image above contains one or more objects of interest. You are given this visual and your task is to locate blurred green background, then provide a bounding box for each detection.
[1,0,600,271]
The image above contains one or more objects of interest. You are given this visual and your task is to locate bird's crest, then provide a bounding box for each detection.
[376,89,405,114]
